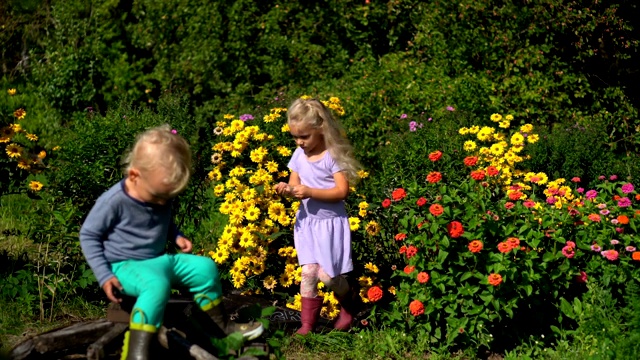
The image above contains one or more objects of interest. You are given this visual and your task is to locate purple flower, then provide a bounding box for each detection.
[598,175,606,180]
[239,114,254,121]
[446,106,455,111]
[621,183,635,194]
[611,239,620,245]
[626,246,636,252]
[546,197,557,204]
[428,117,433,121]
[577,187,584,193]
[600,209,610,216]
[585,190,598,200]
[400,113,408,119]
[171,129,178,134]
[590,244,602,252]
[611,219,619,225]
[618,197,632,207]
[610,175,618,181]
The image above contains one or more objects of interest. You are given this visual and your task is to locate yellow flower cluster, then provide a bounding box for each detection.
[320,97,346,116]
[459,113,539,185]
[542,178,576,209]
[357,263,386,304]
[285,285,342,320]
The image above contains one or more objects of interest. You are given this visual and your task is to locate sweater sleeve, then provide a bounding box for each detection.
[79,196,119,287]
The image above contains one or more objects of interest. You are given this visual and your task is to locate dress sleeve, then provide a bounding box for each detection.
[328,152,344,174]
[287,147,301,173]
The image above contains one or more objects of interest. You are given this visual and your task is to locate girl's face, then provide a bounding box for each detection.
[289,122,325,155]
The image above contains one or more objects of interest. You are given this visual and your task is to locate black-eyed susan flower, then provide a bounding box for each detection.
[7,88,17,95]
[25,133,38,141]
[0,126,15,143]
[17,158,31,170]
[14,108,26,119]
[29,181,43,192]
[5,143,22,158]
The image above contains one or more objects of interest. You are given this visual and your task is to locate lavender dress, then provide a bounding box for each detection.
[288,147,353,278]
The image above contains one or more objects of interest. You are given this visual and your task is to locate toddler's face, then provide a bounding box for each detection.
[135,166,178,205]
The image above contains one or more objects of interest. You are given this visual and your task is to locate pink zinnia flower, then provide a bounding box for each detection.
[571,177,581,183]
[546,197,557,205]
[523,200,536,208]
[588,214,601,222]
[562,245,575,258]
[575,271,588,283]
[505,202,515,210]
[616,227,624,233]
[602,250,619,261]
[610,175,618,181]
[626,246,636,252]
[600,209,610,216]
[618,197,632,207]
[597,203,607,209]
[590,244,602,252]
[621,183,635,194]
[598,175,606,180]
[585,190,598,200]
[611,219,619,225]
[577,187,584,193]
[611,239,620,245]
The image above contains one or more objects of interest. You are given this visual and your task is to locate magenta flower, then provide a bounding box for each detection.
[239,114,254,121]
[575,271,588,284]
[546,197,557,205]
[610,175,618,181]
[571,177,581,183]
[626,246,636,252]
[616,227,624,233]
[562,245,575,258]
[621,183,635,194]
[618,197,632,207]
[577,187,584,193]
[446,106,455,111]
[585,190,598,200]
[590,244,602,252]
[598,175,606,180]
[400,113,408,119]
[602,250,619,261]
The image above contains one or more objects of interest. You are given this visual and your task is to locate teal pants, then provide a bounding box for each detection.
[111,253,222,331]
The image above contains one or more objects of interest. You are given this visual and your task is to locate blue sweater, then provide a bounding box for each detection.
[79,180,180,286]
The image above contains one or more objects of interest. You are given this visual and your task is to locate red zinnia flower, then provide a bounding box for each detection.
[399,245,407,254]
[367,286,383,302]
[488,273,503,286]
[392,188,407,201]
[508,191,523,201]
[504,202,515,210]
[429,204,444,216]
[404,265,415,274]
[409,300,424,316]
[395,233,407,241]
[416,197,427,207]
[463,156,478,166]
[613,195,621,201]
[417,272,430,284]
[447,221,464,238]
[382,198,391,208]
[428,150,443,162]
[426,171,442,183]
[470,170,486,181]
[468,240,483,253]
[486,166,499,176]
[405,245,418,259]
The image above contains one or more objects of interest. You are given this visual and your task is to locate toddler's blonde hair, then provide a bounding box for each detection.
[122,124,192,195]
[288,98,361,184]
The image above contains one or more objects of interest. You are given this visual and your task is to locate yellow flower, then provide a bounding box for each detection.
[245,206,260,221]
[281,123,290,133]
[223,114,235,120]
[505,114,514,121]
[211,248,230,264]
[232,273,247,288]
[208,169,222,181]
[13,108,26,120]
[5,143,22,158]
[17,158,30,170]
[10,123,22,132]
[358,209,367,217]
[348,217,360,231]
[358,201,369,210]
[357,170,369,179]
[358,276,373,287]
[510,133,525,146]
[268,202,286,220]
[7,89,17,95]
[468,126,480,134]
[276,146,292,157]
[37,150,46,159]
[213,184,225,196]
[266,161,279,173]
[29,181,43,192]
[250,147,268,163]
[463,140,477,152]
[364,262,379,274]
[52,146,61,151]
[458,127,469,135]
[489,143,505,156]
[263,276,277,291]
[365,221,380,236]
[300,95,312,100]
[279,273,293,287]
[388,286,396,295]
[0,126,15,143]
[520,124,534,133]
[278,170,289,178]
[527,134,539,143]
[498,120,510,129]
[490,113,502,122]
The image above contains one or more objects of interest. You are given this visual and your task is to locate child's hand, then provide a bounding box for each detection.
[102,276,123,303]
[292,185,312,199]
[176,236,193,253]
[273,182,293,196]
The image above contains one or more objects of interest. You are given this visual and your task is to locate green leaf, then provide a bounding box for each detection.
[560,298,575,319]
[460,272,473,281]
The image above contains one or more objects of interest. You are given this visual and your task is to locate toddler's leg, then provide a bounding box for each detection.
[112,256,172,360]
[171,254,263,340]
[317,267,360,331]
[296,264,324,335]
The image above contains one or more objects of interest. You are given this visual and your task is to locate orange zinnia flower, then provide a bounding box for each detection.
[429,204,444,216]
[395,233,407,241]
[405,245,418,259]
[367,286,383,302]
[617,215,629,225]
[506,237,520,249]
[426,171,442,183]
[497,242,511,253]
[409,300,425,316]
[428,150,443,162]
[508,191,523,201]
[404,265,415,274]
[447,221,464,238]
[488,273,503,286]
[636,194,640,201]
[417,272,430,284]
[392,188,407,201]
[463,156,478,166]
[633,252,640,261]
[470,170,486,181]
[486,166,499,176]
[468,240,483,253]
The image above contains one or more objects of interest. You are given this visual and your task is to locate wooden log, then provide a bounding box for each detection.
[157,326,218,360]
[86,323,128,360]
[10,320,114,359]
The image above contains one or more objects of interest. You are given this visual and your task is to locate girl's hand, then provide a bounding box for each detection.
[273,182,292,196]
[102,276,123,303]
[292,185,312,199]
[176,236,193,253]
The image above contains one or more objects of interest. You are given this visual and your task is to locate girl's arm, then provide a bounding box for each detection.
[292,171,349,202]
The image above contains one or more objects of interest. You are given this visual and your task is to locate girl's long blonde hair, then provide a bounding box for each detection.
[287,98,361,184]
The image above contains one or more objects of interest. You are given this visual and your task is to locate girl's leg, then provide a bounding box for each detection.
[170,254,263,340]
[297,264,324,335]
[317,267,349,297]
[317,266,359,331]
